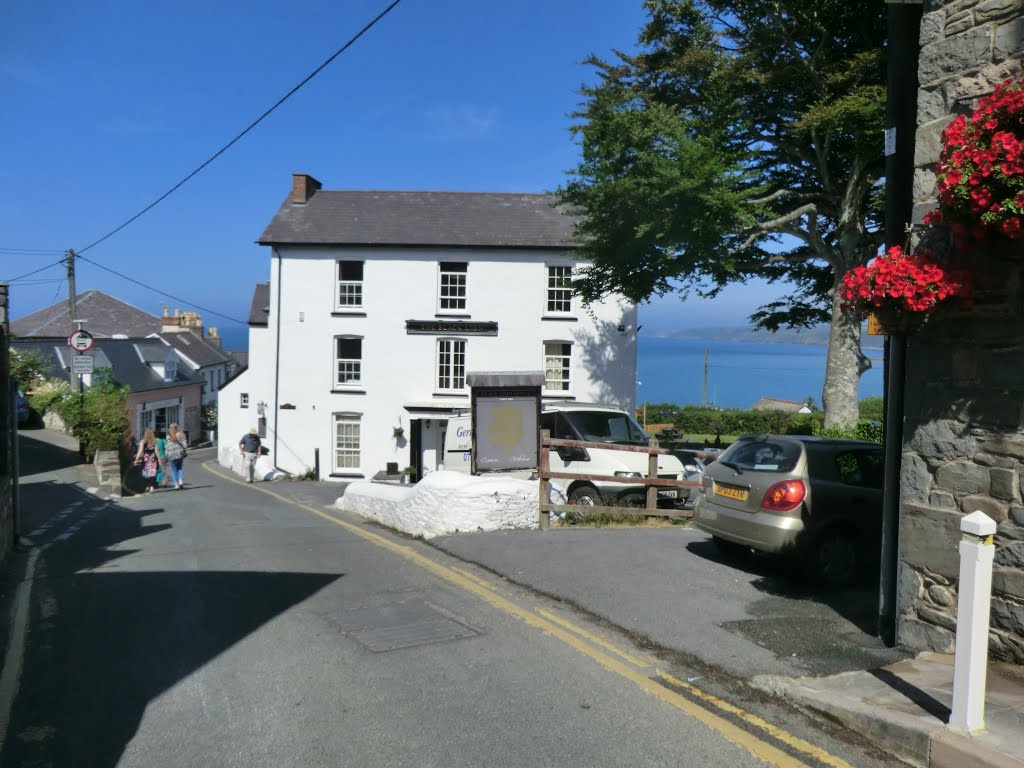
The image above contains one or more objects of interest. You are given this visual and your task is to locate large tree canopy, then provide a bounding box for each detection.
[558,0,887,426]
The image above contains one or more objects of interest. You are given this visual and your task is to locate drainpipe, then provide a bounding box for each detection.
[878,0,923,645]
[273,249,282,473]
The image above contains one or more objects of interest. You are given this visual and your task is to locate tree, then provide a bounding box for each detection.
[10,348,49,390]
[558,0,886,427]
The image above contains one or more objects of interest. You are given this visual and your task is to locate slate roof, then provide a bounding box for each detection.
[150,332,233,368]
[11,337,202,394]
[248,283,269,327]
[258,190,579,249]
[11,290,162,338]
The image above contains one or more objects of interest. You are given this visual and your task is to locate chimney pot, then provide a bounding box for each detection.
[291,173,322,204]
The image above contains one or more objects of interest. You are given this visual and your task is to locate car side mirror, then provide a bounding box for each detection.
[556,446,588,462]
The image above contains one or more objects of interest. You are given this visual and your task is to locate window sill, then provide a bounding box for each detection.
[541,315,578,322]
[434,392,469,398]
[435,312,470,318]
[332,311,367,317]
[330,472,365,479]
[331,388,366,394]
[543,393,575,400]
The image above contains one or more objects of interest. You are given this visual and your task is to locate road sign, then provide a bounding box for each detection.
[71,355,94,375]
[68,330,94,352]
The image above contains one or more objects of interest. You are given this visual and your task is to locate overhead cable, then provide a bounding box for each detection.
[3,259,66,284]
[77,0,405,255]
[76,254,246,325]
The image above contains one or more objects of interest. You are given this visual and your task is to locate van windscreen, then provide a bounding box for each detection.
[562,411,649,445]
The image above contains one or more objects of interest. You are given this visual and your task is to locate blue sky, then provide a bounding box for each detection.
[1,0,783,347]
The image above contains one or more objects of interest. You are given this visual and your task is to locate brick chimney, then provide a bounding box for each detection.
[291,173,322,204]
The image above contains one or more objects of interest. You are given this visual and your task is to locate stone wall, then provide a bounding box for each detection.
[0,287,15,568]
[900,0,1024,663]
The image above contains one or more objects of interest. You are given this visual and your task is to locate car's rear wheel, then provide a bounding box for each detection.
[712,536,749,558]
[616,491,646,508]
[809,527,861,587]
[568,484,602,506]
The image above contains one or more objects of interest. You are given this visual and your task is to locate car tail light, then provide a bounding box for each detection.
[760,480,806,512]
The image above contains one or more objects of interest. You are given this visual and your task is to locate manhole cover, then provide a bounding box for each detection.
[335,600,479,652]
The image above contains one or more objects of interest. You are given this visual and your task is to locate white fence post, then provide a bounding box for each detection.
[949,510,997,733]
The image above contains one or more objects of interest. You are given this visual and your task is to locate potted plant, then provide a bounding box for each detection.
[393,425,405,439]
[402,465,417,483]
[840,245,971,334]
[930,78,1024,250]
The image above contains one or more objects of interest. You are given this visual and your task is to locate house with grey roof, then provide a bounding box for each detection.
[11,290,162,338]
[12,337,203,441]
[750,397,813,414]
[218,173,637,481]
[148,331,241,407]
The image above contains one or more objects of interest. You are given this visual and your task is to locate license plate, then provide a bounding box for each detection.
[658,489,678,499]
[714,484,749,502]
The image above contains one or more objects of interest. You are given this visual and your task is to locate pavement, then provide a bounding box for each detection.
[12,431,1024,768]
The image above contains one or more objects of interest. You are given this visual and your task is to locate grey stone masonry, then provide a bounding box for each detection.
[899,0,1024,664]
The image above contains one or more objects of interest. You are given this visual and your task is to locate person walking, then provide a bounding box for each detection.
[134,429,161,494]
[156,431,169,488]
[164,423,189,490]
[239,427,262,483]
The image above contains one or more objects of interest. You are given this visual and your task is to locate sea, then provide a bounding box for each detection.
[637,336,885,409]
[217,326,885,411]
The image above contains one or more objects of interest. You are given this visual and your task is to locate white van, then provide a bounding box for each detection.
[445,402,686,509]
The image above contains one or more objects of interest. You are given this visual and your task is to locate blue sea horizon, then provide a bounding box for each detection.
[637,336,884,410]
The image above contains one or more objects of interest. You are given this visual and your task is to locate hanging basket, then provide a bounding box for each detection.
[868,308,930,336]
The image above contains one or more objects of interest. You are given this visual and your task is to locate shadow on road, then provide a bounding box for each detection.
[3,457,342,768]
[685,538,880,636]
[17,430,82,476]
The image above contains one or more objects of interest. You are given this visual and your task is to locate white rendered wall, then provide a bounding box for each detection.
[337,470,555,538]
[245,246,637,480]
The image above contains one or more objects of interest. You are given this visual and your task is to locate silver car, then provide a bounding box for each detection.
[693,435,884,586]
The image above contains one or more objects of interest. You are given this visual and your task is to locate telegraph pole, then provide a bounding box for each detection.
[66,249,80,393]
[701,347,709,407]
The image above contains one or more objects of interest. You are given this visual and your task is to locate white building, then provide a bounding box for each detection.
[219,174,637,481]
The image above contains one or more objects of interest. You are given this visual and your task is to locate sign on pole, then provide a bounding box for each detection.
[68,330,94,352]
[71,355,94,375]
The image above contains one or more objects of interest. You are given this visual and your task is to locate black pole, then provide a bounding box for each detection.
[314,447,320,480]
[878,1,923,645]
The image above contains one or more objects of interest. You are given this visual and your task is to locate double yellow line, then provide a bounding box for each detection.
[204,462,852,768]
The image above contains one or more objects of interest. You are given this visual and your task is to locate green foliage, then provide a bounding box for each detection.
[201,404,218,430]
[812,419,883,443]
[661,404,823,438]
[859,396,884,422]
[558,1,887,425]
[28,380,69,414]
[10,348,49,390]
[32,373,130,456]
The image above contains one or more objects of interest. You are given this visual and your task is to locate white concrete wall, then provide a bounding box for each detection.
[232,246,636,481]
[337,470,560,538]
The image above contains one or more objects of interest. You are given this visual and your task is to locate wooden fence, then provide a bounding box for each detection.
[537,429,704,529]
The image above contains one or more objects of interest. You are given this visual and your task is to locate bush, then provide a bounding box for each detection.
[9,348,49,390]
[669,405,824,437]
[31,372,130,457]
[813,420,883,443]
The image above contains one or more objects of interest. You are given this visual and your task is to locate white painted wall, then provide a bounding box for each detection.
[221,246,637,481]
[336,470,567,538]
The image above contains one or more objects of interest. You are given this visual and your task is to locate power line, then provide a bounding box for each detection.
[3,258,66,284]
[77,0,405,255]
[0,248,66,255]
[76,254,246,325]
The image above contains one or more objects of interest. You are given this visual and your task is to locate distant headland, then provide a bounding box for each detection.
[653,324,884,348]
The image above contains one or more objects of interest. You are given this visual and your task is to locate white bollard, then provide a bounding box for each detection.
[949,510,997,733]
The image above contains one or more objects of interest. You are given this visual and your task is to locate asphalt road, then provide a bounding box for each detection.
[0,430,905,768]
